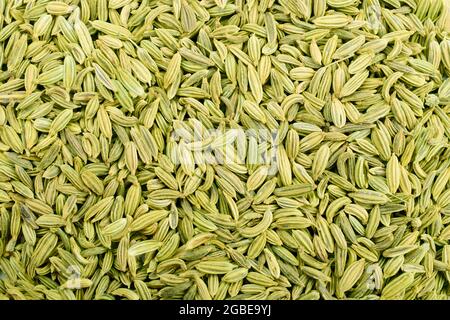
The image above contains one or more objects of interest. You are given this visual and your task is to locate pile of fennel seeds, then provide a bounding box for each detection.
[0,0,450,300]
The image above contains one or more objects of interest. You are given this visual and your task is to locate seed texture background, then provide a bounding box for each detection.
[0,0,450,300]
